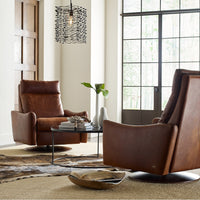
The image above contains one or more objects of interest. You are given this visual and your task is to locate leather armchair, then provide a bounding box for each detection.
[103,69,200,176]
[11,80,88,146]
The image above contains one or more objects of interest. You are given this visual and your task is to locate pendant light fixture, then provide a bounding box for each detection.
[69,0,73,26]
[55,0,87,44]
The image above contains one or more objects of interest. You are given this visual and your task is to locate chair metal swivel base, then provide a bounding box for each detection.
[129,171,200,183]
[25,145,72,153]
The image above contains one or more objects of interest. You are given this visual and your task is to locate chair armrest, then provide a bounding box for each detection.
[11,111,37,145]
[64,109,89,121]
[152,117,161,124]
[103,120,178,175]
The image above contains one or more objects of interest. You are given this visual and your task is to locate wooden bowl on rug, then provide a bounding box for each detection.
[68,170,126,190]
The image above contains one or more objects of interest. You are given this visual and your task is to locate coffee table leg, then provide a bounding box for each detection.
[97,132,99,157]
[52,131,54,164]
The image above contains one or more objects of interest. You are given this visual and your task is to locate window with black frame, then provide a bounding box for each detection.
[122,0,200,125]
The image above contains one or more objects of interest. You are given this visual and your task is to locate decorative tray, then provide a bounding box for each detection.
[68,170,126,190]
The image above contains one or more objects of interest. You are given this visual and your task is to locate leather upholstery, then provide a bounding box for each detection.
[11,80,88,146]
[159,69,200,123]
[170,75,200,172]
[21,94,64,117]
[103,69,200,175]
[20,80,60,94]
[20,80,64,117]
[37,117,68,131]
[103,120,178,175]
[152,117,161,124]
[37,131,81,145]
[18,85,23,112]
[11,111,37,145]
[168,75,189,125]
[64,109,88,118]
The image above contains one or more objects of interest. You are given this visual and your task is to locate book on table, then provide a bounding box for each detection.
[59,121,93,130]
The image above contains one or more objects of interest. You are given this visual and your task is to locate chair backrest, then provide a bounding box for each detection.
[19,80,64,118]
[159,69,200,124]
[169,75,200,172]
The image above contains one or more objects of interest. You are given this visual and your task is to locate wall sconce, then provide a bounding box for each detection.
[55,0,87,44]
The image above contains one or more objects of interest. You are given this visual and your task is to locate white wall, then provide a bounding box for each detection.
[39,0,62,81]
[38,0,122,123]
[90,0,105,120]
[38,0,122,124]
[60,0,122,123]
[0,0,15,145]
[61,0,92,115]
[60,0,106,121]
[40,0,121,122]
[105,0,122,122]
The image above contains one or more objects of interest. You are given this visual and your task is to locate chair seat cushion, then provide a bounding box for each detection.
[37,117,67,131]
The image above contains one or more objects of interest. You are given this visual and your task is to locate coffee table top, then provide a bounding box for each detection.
[51,126,103,133]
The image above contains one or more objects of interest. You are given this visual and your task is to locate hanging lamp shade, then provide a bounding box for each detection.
[55,0,87,44]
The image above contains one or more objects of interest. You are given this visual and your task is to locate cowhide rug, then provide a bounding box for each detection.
[0,154,107,184]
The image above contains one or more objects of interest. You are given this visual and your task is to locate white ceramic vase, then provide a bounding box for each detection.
[99,107,108,128]
[93,93,100,128]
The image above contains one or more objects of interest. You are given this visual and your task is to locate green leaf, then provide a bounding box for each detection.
[95,84,104,90]
[81,82,109,98]
[81,82,94,89]
[102,89,109,97]
[95,84,104,94]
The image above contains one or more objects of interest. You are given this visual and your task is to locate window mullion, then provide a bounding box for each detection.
[140,16,142,111]
[179,11,181,69]
[158,14,162,113]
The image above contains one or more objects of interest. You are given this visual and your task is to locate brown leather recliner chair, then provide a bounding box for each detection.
[103,69,200,178]
[11,80,88,146]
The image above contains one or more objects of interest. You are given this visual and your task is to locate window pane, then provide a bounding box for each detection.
[181,0,199,9]
[124,17,140,39]
[142,87,154,110]
[162,87,172,110]
[142,0,160,11]
[162,63,179,86]
[180,38,199,61]
[123,64,140,86]
[124,0,141,13]
[162,39,179,62]
[163,14,179,38]
[180,63,200,71]
[142,39,158,62]
[123,87,140,109]
[142,64,158,86]
[161,0,179,10]
[142,16,158,38]
[180,13,199,37]
[123,40,140,62]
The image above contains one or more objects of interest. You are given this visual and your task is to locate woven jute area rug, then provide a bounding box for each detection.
[0,169,200,199]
